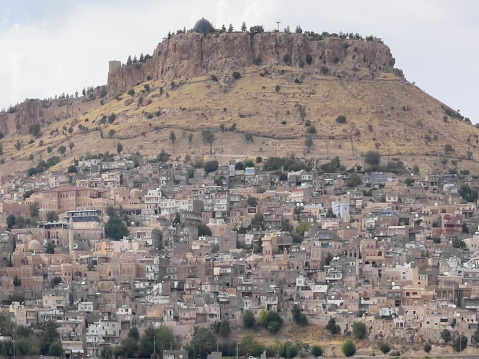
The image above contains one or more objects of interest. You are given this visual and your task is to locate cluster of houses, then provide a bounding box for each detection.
[1,156,479,356]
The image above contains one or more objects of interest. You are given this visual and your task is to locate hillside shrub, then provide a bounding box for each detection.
[336,115,346,124]
[232,72,241,80]
[342,341,356,357]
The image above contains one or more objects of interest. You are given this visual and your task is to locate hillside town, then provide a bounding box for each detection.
[0,152,479,358]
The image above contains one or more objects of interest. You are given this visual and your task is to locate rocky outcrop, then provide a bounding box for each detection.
[107,32,397,100]
[0,113,8,136]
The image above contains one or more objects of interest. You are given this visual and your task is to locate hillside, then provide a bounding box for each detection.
[0,30,477,175]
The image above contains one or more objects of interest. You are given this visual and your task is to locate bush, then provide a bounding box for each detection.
[306,54,313,65]
[342,340,356,357]
[336,115,346,124]
[364,151,381,166]
[352,321,367,339]
[127,89,135,96]
[326,318,341,334]
[243,310,255,329]
[378,342,390,354]
[320,66,329,75]
[204,160,219,173]
[311,345,322,358]
[275,85,281,93]
[292,304,308,325]
[423,343,431,353]
[258,310,282,333]
[445,143,454,152]
[282,54,292,66]
[232,71,241,80]
[307,126,316,134]
[452,335,467,352]
[211,75,218,82]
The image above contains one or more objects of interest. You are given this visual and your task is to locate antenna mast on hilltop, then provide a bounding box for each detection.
[275,19,281,32]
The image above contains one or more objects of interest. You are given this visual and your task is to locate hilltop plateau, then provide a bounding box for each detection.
[0,27,476,175]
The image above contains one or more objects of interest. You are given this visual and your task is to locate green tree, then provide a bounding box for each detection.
[69,142,74,153]
[117,142,123,154]
[326,318,341,334]
[58,146,66,156]
[342,340,356,357]
[305,136,313,151]
[46,211,59,222]
[352,321,367,339]
[105,215,130,240]
[196,223,212,237]
[258,310,282,333]
[7,214,15,229]
[30,203,40,218]
[336,115,347,124]
[459,185,478,203]
[296,223,310,238]
[243,310,256,329]
[204,160,219,173]
[49,341,63,358]
[346,174,362,187]
[45,242,55,254]
[15,339,29,355]
[188,328,217,359]
[219,319,231,338]
[247,196,258,207]
[241,21,247,32]
[101,345,113,359]
[139,327,178,357]
[51,277,62,287]
[311,345,322,357]
[170,131,176,153]
[250,213,264,230]
[201,129,215,153]
[121,336,139,358]
[0,314,15,336]
[188,133,193,143]
[239,335,265,357]
[378,341,390,354]
[284,342,298,358]
[292,304,308,325]
[452,335,467,352]
[423,343,432,353]
[364,151,381,166]
[441,329,452,343]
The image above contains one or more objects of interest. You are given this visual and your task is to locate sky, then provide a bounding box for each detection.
[0,0,478,121]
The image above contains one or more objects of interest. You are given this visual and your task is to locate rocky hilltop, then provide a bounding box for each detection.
[107,31,399,100]
[0,27,476,175]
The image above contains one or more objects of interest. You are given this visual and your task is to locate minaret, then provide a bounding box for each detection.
[69,217,74,256]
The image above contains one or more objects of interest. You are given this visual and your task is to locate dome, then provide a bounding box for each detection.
[28,239,42,251]
[193,18,214,34]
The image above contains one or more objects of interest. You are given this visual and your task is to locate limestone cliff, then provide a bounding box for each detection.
[107,32,398,100]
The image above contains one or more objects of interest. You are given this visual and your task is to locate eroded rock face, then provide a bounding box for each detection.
[0,113,8,136]
[107,32,396,100]
[15,99,43,135]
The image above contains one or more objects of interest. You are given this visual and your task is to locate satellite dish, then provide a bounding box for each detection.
[331,295,335,299]
[391,282,395,286]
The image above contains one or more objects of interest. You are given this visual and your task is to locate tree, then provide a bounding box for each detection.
[311,345,323,358]
[69,142,74,152]
[49,341,63,358]
[101,345,113,359]
[364,151,380,166]
[0,313,15,336]
[105,214,129,240]
[58,146,66,156]
[67,165,77,173]
[14,339,29,355]
[196,223,212,237]
[51,277,62,287]
[188,328,217,359]
[441,329,452,343]
[188,133,193,143]
[29,153,34,162]
[228,24,233,32]
[240,335,265,357]
[258,310,282,333]
[204,160,219,173]
[292,304,308,325]
[45,242,55,254]
[201,129,215,153]
[241,21,247,32]
[243,310,255,329]
[121,336,139,358]
[117,142,123,154]
[342,340,356,357]
[139,327,178,357]
[169,131,176,153]
[326,318,341,334]
[251,213,264,230]
[128,327,140,341]
[30,203,40,218]
[7,214,15,229]
[305,136,313,150]
[352,321,367,339]
[247,196,258,207]
[459,185,478,203]
[346,174,362,187]
[378,342,390,354]
[453,335,467,352]
[219,319,231,338]
[423,343,432,353]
